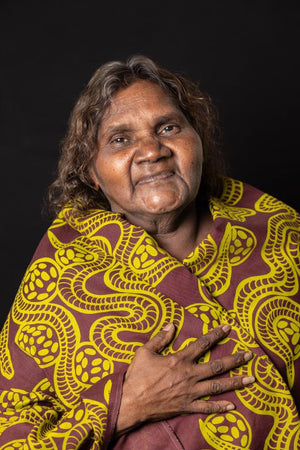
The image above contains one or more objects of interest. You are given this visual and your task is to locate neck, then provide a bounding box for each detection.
[124,202,213,261]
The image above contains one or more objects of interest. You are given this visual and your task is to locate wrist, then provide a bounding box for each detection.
[115,380,146,437]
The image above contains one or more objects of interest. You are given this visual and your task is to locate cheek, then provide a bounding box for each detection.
[94,154,130,194]
[183,142,203,192]
[193,139,204,171]
[182,143,203,176]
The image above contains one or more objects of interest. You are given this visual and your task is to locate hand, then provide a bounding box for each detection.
[116,323,254,436]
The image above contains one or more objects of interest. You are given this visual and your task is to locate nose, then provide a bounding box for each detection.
[134,135,171,164]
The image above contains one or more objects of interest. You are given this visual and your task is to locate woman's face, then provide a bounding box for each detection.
[92,80,203,226]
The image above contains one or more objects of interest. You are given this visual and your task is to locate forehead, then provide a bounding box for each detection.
[101,80,180,126]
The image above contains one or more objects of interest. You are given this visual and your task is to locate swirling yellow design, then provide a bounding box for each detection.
[11,283,83,408]
[129,235,182,286]
[255,192,290,213]
[54,241,183,364]
[74,343,113,385]
[16,323,60,367]
[210,178,255,222]
[1,178,299,448]
[255,297,300,387]
[0,316,13,380]
[187,225,232,295]
[219,309,259,349]
[132,236,159,269]
[186,223,256,297]
[58,206,180,285]
[186,302,221,332]
[190,183,300,448]
[184,235,218,275]
[57,206,122,237]
[210,198,256,222]
[0,379,64,449]
[7,254,93,408]
[199,410,252,449]
[230,356,300,450]
[22,259,59,302]
[219,178,244,205]
[52,400,107,449]
[0,370,111,450]
[6,205,184,417]
[0,441,26,449]
[233,200,300,385]
[228,226,256,265]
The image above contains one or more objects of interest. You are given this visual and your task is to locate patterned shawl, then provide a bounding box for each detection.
[0,177,299,449]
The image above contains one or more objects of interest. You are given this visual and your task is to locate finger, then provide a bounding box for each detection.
[189,400,236,414]
[179,324,231,360]
[144,323,176,353]
[197,351,253,380]
[195,374,255,398]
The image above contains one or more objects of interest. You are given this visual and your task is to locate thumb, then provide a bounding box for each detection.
[144,323,175,354]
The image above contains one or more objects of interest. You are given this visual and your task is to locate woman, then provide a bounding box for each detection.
[0,55,299,449]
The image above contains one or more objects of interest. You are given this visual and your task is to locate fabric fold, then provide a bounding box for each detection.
[0,177,299,449]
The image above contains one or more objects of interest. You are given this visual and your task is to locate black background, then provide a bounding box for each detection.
[1,1,299,328]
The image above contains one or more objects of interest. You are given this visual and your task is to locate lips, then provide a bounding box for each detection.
[136,170,175,186]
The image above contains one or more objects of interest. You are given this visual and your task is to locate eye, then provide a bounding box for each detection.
[111,136,127,144]
[109,135,130,148]
[159,124,180,136]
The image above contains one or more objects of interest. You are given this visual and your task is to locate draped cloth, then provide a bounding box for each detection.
[0,177,299,449]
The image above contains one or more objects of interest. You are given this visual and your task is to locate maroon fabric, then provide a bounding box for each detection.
[0,178,299,449]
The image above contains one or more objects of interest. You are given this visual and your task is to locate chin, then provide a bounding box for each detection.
[143,201,186,215]
[141,191,187,212]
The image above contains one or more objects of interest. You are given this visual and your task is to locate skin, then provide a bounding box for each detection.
[116,324,254,436]
[92,80,211,260]
[91,81,255,437]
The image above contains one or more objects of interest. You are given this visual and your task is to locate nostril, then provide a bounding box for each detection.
[134,140,171,164]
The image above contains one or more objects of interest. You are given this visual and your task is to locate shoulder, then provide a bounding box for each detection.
[221,177,298,216]
[209,177,299,230]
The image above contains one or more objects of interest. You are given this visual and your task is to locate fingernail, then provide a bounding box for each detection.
[163,323,173,331]
[244,351,253,362]
[222,324,231,333]
[226,403,235,410]
[242,376,255,385]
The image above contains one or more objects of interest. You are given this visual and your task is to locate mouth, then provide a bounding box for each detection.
[136,171,175,186]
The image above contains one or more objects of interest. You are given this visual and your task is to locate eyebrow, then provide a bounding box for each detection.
[103,125,131,137]
[155,114,184,127]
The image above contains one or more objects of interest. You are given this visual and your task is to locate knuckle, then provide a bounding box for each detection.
[211,327,223,340]
[231,377,243,389]
[201,402,222,414]
[233,352,245,365]
[210,402,223,413]
[168,353,178,367]
[200,404,214,414]
[210,359,224,374]
[134,346,144,357]
[197,336,211,351]
[210,381,223,395]
[154,332,165,342]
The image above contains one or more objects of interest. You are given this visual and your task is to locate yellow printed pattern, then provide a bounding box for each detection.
[0,178,299,448]
[186,179,300,449]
